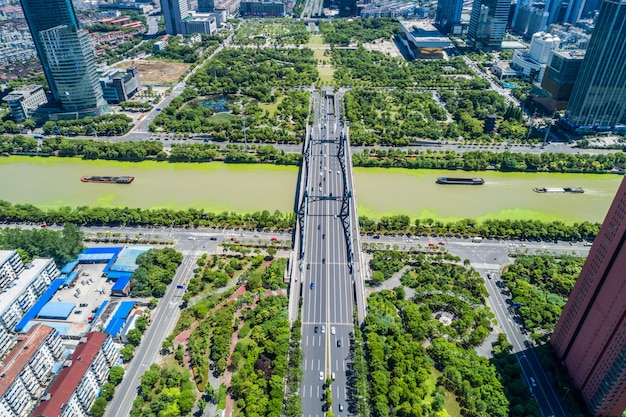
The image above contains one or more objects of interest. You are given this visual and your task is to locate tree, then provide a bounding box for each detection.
[89,397,107,417]
[109,366,125,385]
[120,344,136,361]
[126,329,143,346]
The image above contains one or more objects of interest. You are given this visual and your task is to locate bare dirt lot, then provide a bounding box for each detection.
[114,59,192,85]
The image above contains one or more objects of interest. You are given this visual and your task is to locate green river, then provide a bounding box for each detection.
[0,156,622,223]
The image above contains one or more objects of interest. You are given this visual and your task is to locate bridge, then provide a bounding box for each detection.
[288,88,367,417]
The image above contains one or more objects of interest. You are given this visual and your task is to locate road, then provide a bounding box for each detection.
[299,89,355,417]
[103,253,198,417]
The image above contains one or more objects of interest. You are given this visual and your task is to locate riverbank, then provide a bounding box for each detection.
[0,156,621,223]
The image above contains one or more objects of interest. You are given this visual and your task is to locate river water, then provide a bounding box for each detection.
[0,156,621,223]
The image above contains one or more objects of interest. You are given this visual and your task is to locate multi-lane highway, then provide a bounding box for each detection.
[298,90,356,417]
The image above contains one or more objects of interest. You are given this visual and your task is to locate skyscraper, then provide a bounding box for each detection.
[161,0,189,35]
[564,0,626,130]
[19,0,108,116]
[468,0,510,49]
[435,0,463,34]
[551,177,626,417]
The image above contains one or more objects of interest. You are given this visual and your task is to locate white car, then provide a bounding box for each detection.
[331,326,336,335]
[319,372,324,380]
[321,325,326,333]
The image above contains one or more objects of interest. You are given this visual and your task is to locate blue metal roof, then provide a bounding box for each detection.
[106,271,132,281]
[38,302,76,319]
[111,275,131,292]
[15,278,65,332]
[60,260,78,275]
[113,301,135,319]
[64,271,78,286]
[78,253,116,262]
[105,318,126,336]
[83,247,123,254]
[109,246,150,273]
[21,320,72,336]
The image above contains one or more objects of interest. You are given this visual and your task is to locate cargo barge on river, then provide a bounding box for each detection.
[533,187,584,193]
[436,177,484,185]
[81,176,134,184]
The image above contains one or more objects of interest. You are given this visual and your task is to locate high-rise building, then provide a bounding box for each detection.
[198,0,215,12]
[161,0,189,35]
[39,25,108,116]
[435,0,463,34]
[468,0,510,49]
[19,0,108,117]
[564,0,626,131]
[551,177,626,417]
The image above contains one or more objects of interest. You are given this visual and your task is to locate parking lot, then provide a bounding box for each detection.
[53,263,115,334]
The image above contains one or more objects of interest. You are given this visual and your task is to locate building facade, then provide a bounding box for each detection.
[32,332,118,417]
[0,324,65,417]
[0,258,59,334]
[161,0,189,35]
[19,0,108,117]
[99,67,141,104]
[435,0,463,33]
[198,0,215,12]
[564,0,626,131]
[468,0,510,49]
[240,1,286,16]
[551,177,626,417]
[2,85,48,122]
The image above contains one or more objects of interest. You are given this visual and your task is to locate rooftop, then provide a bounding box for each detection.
[0,258,53,316]
[33,332,108,417]
[0,324,54,398]
[552,49,586,60]
[0,250,16,266]
[399,19,451,48]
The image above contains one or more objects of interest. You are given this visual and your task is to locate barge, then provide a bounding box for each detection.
[436,177,484,185]
[533,187,584,193]
[81,176,134,184]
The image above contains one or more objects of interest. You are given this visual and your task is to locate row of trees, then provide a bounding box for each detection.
[0,224,84,266]
[352,148,626,173]
[41,114,133,136]
[359,214,601,242]
[130,247,183,297]
[88,366,125,417]
[0,201,297,230]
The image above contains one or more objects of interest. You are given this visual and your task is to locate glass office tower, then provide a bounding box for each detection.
[19,0,107,116]
[564,0,626,130]
[468,0,511,49]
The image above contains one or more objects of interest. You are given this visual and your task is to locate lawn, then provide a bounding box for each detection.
[258,95,283,117]
[209,113,237,122]
[433,368,462,417]
[318,66,335,83]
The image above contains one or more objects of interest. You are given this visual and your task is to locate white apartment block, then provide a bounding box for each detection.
[0,258,59,333]
[33,332,119,417]
[0,250,25,291]
[0,324,65,417]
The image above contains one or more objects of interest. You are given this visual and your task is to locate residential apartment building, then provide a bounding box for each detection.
[0,250,24,290]
[551,177,626,417]
[0,258,59,334]
[33,332,118,417]
[0,324,65,417]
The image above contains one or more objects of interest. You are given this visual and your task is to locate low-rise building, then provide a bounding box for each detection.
[32,332,118,417]
[2,85,48,122]
[99,67,141,103]
[0,324,65,417]
[0,258,59,334]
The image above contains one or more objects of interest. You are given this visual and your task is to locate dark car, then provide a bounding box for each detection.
[310,282,315,290]
[209,237,218,241]
[337,339,342,347]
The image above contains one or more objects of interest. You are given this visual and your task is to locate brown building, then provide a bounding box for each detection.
[551,177,626,417]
